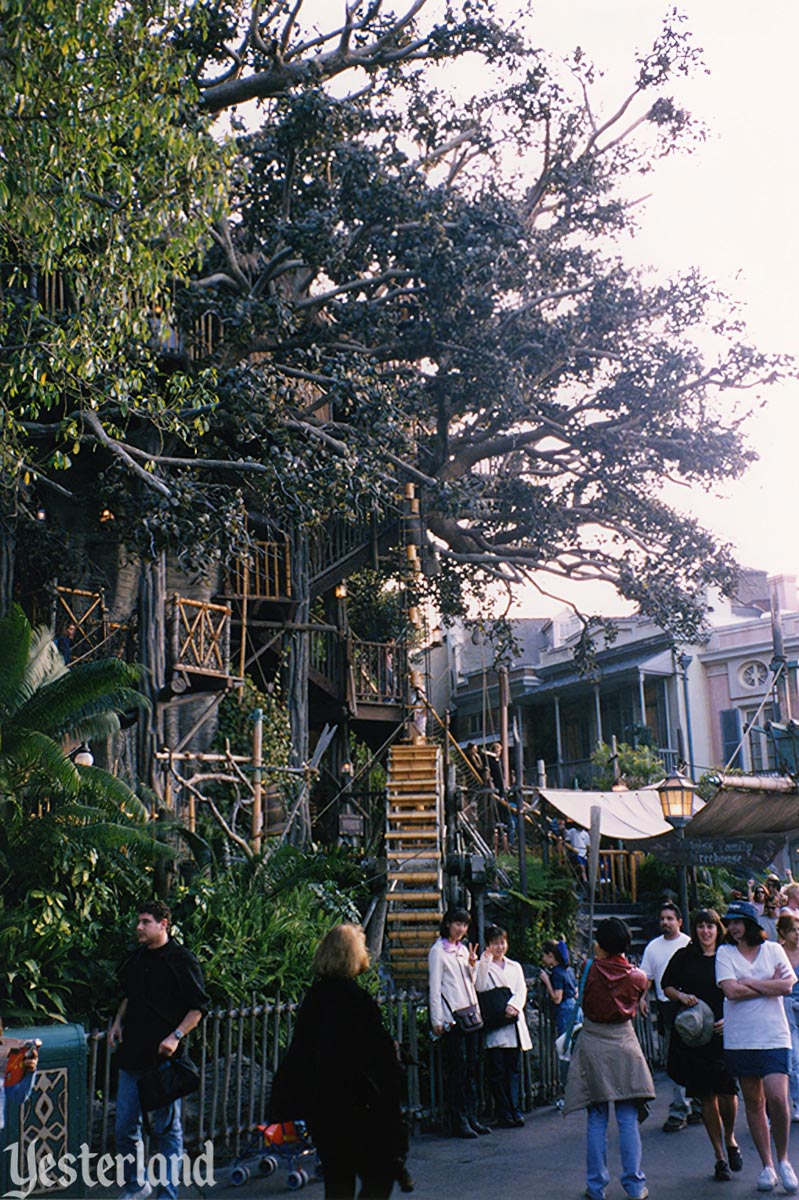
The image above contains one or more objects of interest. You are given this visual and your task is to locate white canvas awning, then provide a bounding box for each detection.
[538,787,693,841]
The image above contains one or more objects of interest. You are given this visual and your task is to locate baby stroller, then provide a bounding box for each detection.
[230,1120,321,1190]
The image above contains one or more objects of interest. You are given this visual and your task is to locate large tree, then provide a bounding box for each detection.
[2,2,792,642]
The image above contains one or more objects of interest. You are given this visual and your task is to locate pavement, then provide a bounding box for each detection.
[77,1072,799,1200]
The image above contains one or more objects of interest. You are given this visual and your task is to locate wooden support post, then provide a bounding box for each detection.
[498,666,510,789]
[239,552,249,687]
[252,707,263,854]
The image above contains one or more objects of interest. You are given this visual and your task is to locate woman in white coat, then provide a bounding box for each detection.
[428,907,490,1138]
[476,924,532,1127]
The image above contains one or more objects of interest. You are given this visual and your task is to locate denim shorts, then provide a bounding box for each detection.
[724,1047,791,1078]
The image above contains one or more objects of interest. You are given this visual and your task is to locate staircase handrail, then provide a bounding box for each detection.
[417,695,483,784]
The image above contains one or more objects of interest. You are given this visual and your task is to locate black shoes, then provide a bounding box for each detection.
[468,1118,492,1135]
[715,1160,732,1182]
[453,1119,478,1139]
[662,1115,687,1132]
[727,1145,743,1172]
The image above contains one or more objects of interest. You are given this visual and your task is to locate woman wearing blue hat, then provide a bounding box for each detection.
[716,899,797,1194]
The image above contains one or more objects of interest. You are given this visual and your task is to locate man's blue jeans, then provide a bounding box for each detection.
[586,1101,646,1200]
[115,1068,183,1199]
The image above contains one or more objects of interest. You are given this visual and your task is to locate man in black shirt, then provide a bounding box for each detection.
[109,900,208,1200]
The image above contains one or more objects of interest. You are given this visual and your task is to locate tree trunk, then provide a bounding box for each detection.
[286,530,310,845]
[138,552,167,795]
[0,514,15,618]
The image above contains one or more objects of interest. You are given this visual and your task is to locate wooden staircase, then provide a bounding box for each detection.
[384,742,445,983]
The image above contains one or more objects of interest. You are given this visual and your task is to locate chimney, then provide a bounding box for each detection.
[768,574,799,614]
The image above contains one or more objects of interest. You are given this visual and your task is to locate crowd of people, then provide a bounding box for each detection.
[423,881,799,1200]
[12,878,799,1200]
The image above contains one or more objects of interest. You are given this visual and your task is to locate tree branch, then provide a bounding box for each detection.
[81,411,172,498]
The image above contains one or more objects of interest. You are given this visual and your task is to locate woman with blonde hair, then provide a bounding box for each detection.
[270,924,405,1199]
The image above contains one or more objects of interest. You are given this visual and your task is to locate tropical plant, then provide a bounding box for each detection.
[171,845,370,1003]
[0,605,166,1021]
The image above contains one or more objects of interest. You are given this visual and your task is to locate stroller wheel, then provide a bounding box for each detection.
[287,1167,309,1190]
[230,1165,250,1186]
[259,1155,279,1176]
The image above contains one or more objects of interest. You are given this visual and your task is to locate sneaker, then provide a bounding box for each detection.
[584,1191,604,1200]
[624,1189,648,1200]
[792,1109,799,1124]
[727,1145,743,1172]
[714,1160,732,1182]
[119,1186,152,1200]
[687,1110,704,1124]
[757,1166,778,1192]
[779,1161,798,1193]
[662,1115,688,1132]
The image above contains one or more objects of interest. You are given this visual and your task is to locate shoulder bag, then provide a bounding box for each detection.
[442,955,483,1033]
[477,985,516,1031]
[138,1055,200,1113]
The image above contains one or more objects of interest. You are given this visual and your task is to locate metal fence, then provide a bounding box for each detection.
[85,985,664,1162]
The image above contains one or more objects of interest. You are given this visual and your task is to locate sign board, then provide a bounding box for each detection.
[639,833,785,871]
[338,813,364,837]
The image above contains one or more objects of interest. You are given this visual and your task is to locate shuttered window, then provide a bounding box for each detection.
[719,708,743,770]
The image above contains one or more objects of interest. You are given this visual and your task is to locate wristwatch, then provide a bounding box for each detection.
[172,1028,185,1041]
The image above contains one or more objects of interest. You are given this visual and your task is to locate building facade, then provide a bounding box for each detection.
[439,572,799,789]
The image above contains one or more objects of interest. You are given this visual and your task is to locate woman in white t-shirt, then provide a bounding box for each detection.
[716,900,797,1194]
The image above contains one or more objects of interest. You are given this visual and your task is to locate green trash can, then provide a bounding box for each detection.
[0,1023,87,1198]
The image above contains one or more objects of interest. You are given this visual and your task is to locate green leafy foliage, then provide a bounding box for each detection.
[492,854,578,965]
[171,845,370,1003]
[215,678,291,768]
[591,741,665,790]
[0,605,163,1021]
[4,4,792,641]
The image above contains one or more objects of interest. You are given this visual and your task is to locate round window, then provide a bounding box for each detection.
[739,660,768,688]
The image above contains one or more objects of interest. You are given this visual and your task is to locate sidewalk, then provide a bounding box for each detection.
[87,1072,799,1199]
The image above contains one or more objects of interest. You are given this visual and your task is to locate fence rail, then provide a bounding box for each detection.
[83,984,663,1161]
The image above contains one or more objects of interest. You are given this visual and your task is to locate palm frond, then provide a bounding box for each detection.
[14,661,145,741]
[23,626,69,699]
[0,606,32,717]
[75,766,148,821]
[1,731,80,796]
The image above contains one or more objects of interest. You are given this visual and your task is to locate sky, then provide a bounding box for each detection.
[487,1,799,617]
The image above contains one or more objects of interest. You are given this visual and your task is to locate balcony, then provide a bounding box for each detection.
[168,595,232,690]
[228,539,292,603]
[351,640,407,708]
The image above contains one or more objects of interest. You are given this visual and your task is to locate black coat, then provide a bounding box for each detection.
[270,977,404,1166]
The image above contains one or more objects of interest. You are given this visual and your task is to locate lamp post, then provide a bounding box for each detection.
[676,652,695,780]
[70,743,94,767]
[656,770,697,926]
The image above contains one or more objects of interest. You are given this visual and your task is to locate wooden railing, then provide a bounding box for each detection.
[536,838,644,905]
[230,539,292,601]
[594,848,645,904]
[55,586,129,663]
[351,640,406,705]
[170,595,231,676]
